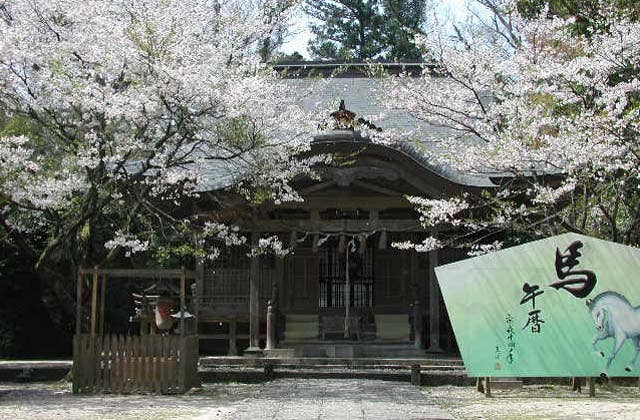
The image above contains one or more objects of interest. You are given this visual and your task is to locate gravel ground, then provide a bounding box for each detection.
[424,384,640,419]
[0,379,451,420]
[2,380,640,419]
[0,381,243,420]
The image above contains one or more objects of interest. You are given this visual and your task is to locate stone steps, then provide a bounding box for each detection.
[374,314,410,341]
[278,341,435,358]
[199,356,465,369]
[263,348,297,358]
[198,356,468,386]
[283,315,319,341]
[198,367,474,386]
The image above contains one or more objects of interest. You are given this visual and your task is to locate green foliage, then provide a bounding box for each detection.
[249,185,274,205]
[305,0,387,60]
[0,114,40,139]
[153,243,202,267]
[304,0,427,61]
[382,0,428,61]
[516,0,640,34]
[216,116,267,151]
[272,51,305,63]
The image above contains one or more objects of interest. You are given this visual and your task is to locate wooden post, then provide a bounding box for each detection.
[344,240,351,339]
[194,235,204,337]
[413,300,423,349]
[571,377,582,393]
[476,377,484,393]
[76,270,83,336]
[178,337,186,392]
[180,268,186,337]
[248,232,261,351]
[273,261,282,344]
[264,364,274,378]
[266,301,275,350]
[72,335,80,393]
[428,250,442,352]
[410,365,421,386]
[90,266,99,336]
[228,321,238,356]
[99,275,107,335]
[484,377,491,397]
[274,258,283,308]
[587,377,595,397]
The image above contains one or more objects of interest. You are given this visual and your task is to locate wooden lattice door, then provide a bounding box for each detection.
[319,244,374,308]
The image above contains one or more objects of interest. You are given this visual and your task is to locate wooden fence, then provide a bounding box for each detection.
[72,334,199,394]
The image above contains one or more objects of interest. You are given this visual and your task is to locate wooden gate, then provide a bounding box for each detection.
[72,334,199,394]
[73,268,199,394]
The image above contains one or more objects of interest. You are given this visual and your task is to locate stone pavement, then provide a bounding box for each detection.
[219,378,454,420]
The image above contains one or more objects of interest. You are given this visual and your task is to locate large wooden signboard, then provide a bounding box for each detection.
[435,233,640,377]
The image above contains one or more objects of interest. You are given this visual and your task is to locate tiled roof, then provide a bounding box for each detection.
[195,65,498,193]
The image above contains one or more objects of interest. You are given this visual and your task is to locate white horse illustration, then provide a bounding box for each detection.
[587,291,640,377]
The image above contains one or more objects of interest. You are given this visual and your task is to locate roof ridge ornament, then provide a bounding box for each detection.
[321,99,382,133]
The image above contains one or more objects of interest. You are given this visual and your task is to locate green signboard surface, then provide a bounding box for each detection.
[435,233,640,377]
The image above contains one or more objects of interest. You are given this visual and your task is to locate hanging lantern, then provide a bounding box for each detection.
[155,295,174,331]
[358,234,366,255]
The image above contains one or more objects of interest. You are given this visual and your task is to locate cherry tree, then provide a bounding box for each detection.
[0,0,317,288]
[384,1,640,252]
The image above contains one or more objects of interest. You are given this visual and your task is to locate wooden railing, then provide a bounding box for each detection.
[72,334,199,394]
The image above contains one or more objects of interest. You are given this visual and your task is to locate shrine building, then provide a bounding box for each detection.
[189,62,497,357]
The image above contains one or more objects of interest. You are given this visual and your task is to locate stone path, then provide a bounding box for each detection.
[218,378,454,420]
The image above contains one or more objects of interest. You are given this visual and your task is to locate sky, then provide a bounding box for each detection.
[281,0,474,57]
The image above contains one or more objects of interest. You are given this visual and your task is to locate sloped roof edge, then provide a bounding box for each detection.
[311,130,498,189]
[274,61,435,78]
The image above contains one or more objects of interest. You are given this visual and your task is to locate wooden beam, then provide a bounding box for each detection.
[245,219,428,233]
[300,180,336,194]
[352,180,404,196]
[274,196,412,210]
[77,268,199,279]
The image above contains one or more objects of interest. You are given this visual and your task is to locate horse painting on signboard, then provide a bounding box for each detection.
[587,291,640,377]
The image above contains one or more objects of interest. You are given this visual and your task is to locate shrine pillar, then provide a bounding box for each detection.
[428,249,443,352]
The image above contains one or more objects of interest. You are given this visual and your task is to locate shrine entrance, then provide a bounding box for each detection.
[192,126,471,354]
[318,239,374,309]
[315,237,376,341]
